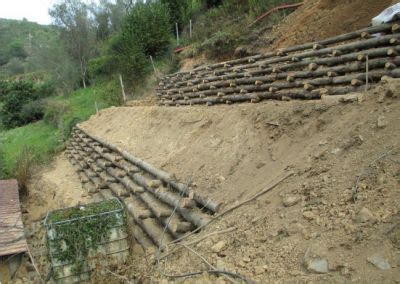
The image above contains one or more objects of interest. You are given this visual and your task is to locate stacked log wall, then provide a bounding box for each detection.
[65,127,221,251]
[157,22,400,106]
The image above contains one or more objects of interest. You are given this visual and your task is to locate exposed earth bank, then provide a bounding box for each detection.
[27,80,400,282]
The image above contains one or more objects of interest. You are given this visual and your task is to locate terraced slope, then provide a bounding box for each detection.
[157,22,400,106]
[65,127,221,250]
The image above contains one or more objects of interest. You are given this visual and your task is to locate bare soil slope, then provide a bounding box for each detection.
[270,0,394,49]
[73,81,400,282]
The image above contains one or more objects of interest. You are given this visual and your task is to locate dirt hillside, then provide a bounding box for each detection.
[270,0,395,49]
[69,80,400,282]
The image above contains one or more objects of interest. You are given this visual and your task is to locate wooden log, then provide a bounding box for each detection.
[76,126,222,213]
[111,190,174,246]
[99,188,115,199]
[179,198,196,209]
[128,215,156,252]
[99,171,116,183]
[138,191,173,218]
[82,181,98,194]
[131,173,211,228]
[95,158,112,168]
[138,218,173,248]
[166,218,193,234]
[91,176,108,189]
[120,176,145,194]
[124,196,153,219]
[108,182,130,197]
[83,168,97,178]
[160,24,400,87]
[79,172,89,183]
[127,217,155,250]
[107,167,126,178]
[165,20,392,79]
[162,46,400,97]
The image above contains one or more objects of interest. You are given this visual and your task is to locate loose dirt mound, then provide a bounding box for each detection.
[75,81,400,281]
[271,0,394,49]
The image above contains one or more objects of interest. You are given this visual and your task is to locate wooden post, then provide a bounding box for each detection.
[189,19,192,39]
[95,101,99,115]
[150,55,157,73]
[175,22,180,45]
[119,74,127,103]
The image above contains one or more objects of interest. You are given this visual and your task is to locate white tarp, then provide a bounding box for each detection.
[372,3,400,26]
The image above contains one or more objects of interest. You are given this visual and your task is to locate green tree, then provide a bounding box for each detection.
[122,1,171,56]
[161,0,188,30]
[49,0,96,88]
[104,1,171,80]
[0,80,53,129]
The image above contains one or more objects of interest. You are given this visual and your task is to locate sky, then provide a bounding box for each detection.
[0,0,55,25]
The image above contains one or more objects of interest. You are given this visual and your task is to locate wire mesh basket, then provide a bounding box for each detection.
[44,198,129,283]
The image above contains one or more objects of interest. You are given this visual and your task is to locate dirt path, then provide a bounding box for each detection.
[24,155,87,222]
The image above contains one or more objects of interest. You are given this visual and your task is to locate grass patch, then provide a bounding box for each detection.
[0,85,112,179]
[0,121,60,177]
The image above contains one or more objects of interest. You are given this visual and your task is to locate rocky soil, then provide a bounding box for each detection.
[44,78,399,282]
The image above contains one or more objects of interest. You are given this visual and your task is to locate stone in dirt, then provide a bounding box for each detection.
[355,207,375,223]
[254,265,265,275]
[303,211,316,220]
[306,258,329,274]
[282,195,301,207]
[211,240,227,253]
[377,115,388,128]
[243,256,251,263]
[367,255,391,270]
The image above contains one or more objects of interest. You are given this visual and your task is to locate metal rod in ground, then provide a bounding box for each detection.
[119,74,127,103]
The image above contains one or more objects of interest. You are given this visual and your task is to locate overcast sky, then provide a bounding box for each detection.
[0,0,55,25]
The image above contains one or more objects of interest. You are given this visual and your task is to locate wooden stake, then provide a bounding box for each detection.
[150,55,157,73]
[175,22,180,45]
[119,74,127,103]
[95,101,99,115]
[189,19,192,39]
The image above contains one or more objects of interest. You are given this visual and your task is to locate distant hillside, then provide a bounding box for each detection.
[0,18,59,78]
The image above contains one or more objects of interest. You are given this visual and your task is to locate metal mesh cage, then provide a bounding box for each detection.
[44,198,129,283]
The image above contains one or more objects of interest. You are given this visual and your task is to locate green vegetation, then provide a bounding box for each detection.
[0,79,54,129]
[48,199,122,223]
[0,86,110,178]
[0,0,299,183]
[0,122,60,178]
[0,18,55,76]
[46,199,126,275]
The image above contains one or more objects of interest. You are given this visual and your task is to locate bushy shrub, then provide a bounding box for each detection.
[200,31,237,59]
[0,79,55,129]
[20,100,45,124]
[108,34,150,81]
[43,100,70,127]
[8,40,27,59]
[123,1,171,56]
[102,1,171,80]
[88,56,113,77]
[97,79,124,106]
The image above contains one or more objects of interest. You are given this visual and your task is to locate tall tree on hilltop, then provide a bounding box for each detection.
[49,0,96,88]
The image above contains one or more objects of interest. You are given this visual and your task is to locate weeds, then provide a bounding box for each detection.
[14,145,34,195]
